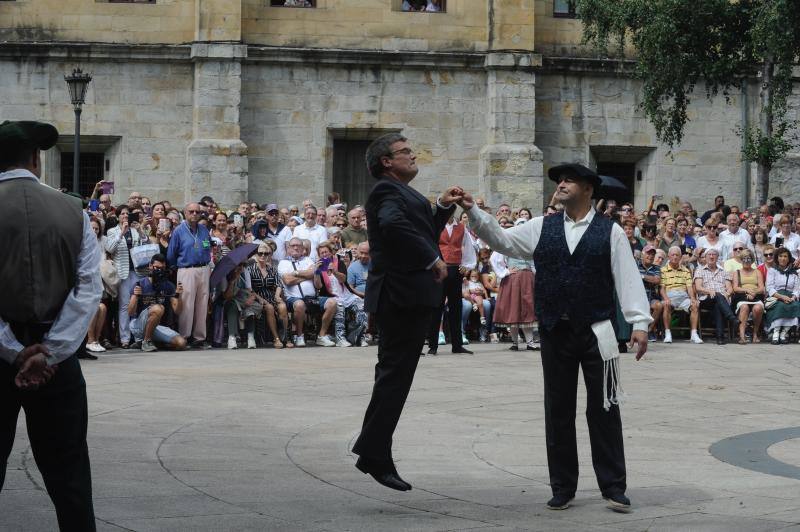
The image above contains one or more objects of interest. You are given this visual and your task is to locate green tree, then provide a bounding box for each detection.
[577,0,800,204]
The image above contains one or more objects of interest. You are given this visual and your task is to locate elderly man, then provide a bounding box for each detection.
[660,246,702,344]
[127,191,142,210]
[347,241,370,299]
[166,202,212,346]
[639,245,663,341]
[694,248,739,345]
[293,205,328,260]
[341,208,368,248]
[458,163,651,513]
[719,213,752,260]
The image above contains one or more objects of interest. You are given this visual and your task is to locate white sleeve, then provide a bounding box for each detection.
[460,231,477,269]
[466,205,540,260]
[490,251,509,280]
[610,223,653,331]
[42,212,104,365]
[0,319,24,365]
[765,269,778,296]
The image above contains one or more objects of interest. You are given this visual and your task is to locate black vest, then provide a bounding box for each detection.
[0,177,83,324]
[533,213,616,330]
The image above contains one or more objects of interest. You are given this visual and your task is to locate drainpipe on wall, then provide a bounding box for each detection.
[741,83,751,208]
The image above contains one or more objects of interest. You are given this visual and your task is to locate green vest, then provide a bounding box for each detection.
[0,177,83,323]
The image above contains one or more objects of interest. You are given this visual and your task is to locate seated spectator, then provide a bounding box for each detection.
[461,268,491,342]
[694,248,739,344]
[127,254,187,352]
[278,237,319,347]
[660,246,702,344]
[220,262,262,350]
[753,227,770,265]
[724,243,746,272]
[770,215,800,263]
[638,245,663,341]
[347,242,370,299]
[765,247,800,344]
[314,241,367,347]
[248,243,290,348]
[340,208,368,248]
[757,244,776,279]
[654,248,666,267]
[730,249,765,343]
[676,218,696,254]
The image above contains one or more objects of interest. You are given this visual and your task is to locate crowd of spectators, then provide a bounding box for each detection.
[79,180,800,356]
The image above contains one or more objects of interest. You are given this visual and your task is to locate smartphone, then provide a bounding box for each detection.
[158,218,170,232]
[100,181,115,195]
[776,237,784,247]
[319,257,332,272]
[143,205,152,216]
[88,199,99,211]
[233,214,243,227]
[129,212,140,224]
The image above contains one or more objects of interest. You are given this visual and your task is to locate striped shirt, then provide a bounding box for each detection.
[661,263,693,292]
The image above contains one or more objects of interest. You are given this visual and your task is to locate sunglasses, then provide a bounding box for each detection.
[733,247,744,251]
[335,224,347,228]
[187,210,201,214]
[764,253,774,257]
[257,252,272,256]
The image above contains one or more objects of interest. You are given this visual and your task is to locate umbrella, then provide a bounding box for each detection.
[209,243,259,288]
[596,175,629,201]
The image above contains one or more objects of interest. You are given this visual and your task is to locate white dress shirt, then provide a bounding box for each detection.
[266,225,293,264]
[770,232,800,258]
[719,229,753,260]
[443,221,478,270]
[467,206,652,332]
[0,169,103,366]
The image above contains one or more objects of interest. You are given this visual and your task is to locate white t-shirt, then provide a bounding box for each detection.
[325,271,359,307]
[292,223,328,260]
[278,257,316,299]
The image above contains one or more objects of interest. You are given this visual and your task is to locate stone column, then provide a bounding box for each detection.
[478,52,544,209]
[185,0,247,208]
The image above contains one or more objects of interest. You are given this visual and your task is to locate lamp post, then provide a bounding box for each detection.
[64,68,92,196]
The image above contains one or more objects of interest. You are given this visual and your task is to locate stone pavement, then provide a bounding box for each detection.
[2,340,800,531]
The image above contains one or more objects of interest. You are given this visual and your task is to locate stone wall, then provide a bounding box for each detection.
[240,60,488,206]
[0,57,194,205]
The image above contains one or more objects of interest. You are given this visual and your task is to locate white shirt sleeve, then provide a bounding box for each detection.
[0,319,24,365]
[461,231,477,270]
[610,223,654,332]
[489,251,509,280]
[42,212,104,366]
[466,205,541,259]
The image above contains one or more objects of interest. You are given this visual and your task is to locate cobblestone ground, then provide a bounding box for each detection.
[2,340,800,531]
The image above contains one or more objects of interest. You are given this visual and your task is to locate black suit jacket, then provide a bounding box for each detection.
[364,176,454,312]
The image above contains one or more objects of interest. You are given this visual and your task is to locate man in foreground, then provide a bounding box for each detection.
[352,132,460,491]
[458,163,651,513]
[0,120,103,531]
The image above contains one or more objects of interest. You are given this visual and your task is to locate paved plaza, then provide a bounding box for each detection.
[2,340,800,531]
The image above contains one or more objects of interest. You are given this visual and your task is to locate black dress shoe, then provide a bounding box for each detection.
[427,347,437,355]
[546,493,574,510]
[604,492,631,513]
[355,458,411,491]
[508,345,519,351]
[716,337,726,345]
[78,351,98,360]
[452,348,473,355]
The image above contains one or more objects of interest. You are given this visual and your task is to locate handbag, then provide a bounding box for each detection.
[99,258,120,298]
[764,296,778,309]
[130,242,159,269]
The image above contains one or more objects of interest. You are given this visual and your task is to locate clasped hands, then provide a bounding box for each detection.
[13,344,56,390]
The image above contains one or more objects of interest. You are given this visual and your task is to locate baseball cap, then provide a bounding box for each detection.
[264,203,279,213]
[643,244,657,254]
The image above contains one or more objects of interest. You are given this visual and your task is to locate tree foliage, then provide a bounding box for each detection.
[577,0,800,202]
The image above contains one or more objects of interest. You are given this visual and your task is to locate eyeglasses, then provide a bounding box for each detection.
[257,252,272,257]
[620,207,632,212]
[390,147,414,156]
[335,224,347,228]
[187,210,201,214]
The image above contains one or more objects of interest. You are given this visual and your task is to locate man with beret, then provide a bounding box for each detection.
[0,121,103,530]
[454,163,651,512]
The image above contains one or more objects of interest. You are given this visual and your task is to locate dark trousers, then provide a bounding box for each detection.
[699,294,736,338]
[427,264,463,350]
[540,321,626,498]
[353,296,433,463]
[1,355,96,532]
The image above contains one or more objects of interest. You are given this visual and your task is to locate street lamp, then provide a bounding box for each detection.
[64,67,92,195]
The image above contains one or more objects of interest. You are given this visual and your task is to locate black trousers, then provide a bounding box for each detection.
[1,334,95,532]
[427,264,463,350]
[353,296,433,463]
[699,294,736,338]
[540,321,626,498]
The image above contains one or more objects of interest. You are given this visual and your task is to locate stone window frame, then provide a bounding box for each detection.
[553,0,578,18]
[268,0,317,7]
[393,0,447,13]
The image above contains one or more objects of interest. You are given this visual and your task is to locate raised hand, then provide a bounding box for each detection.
[457,191,475,210]
[440,186,465,207]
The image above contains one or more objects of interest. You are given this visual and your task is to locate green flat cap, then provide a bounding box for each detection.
[0,121,59,153]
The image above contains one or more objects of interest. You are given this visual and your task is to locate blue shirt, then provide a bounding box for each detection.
[347,260,370,293]
[130,277,177,316]
[167,221,212,268]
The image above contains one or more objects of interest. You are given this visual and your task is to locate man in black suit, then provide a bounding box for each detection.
[352,132,461,491]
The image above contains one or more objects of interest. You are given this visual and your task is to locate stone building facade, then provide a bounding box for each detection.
[0,0,797,210]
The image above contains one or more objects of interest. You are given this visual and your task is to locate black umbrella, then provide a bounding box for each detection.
[596,175,629,201]
[209,243,259,288]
